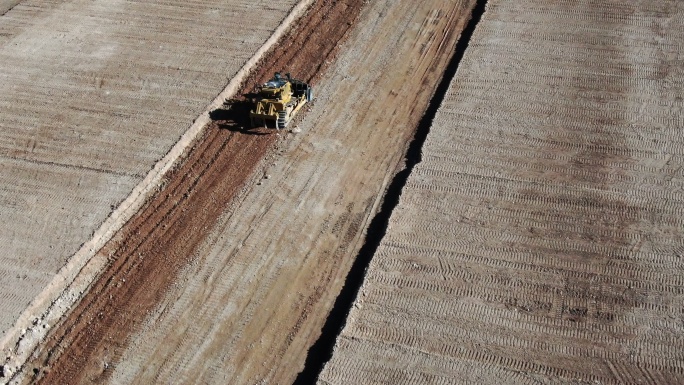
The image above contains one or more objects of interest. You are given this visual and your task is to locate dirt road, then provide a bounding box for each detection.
[319,0,684,383]
[13,0,478,384]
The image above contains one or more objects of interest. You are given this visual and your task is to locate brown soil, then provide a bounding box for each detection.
[25,1,366,383]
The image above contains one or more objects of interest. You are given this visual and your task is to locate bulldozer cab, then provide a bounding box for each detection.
[259,73,291,102]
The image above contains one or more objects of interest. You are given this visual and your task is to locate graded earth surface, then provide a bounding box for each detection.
[1,0,683,384]
[319,0,684,384]
[6,0,477,383]
[0,0,299,346]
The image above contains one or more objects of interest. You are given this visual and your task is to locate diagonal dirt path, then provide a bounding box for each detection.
[15,0,478,383]
[17,1,366,383]
[103,1,477,383]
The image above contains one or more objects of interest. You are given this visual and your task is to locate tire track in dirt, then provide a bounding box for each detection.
[17,1,367,383]
[0,0,21,17]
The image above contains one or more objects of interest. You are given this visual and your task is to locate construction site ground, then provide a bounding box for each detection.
[5,0,479,383]
[2,0,683,384]
[320,0,684,384]
[0,0,301,360]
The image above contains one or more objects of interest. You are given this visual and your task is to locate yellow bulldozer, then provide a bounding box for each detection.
[250,72,312,129]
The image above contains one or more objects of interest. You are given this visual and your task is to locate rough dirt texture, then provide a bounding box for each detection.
[319,0,684,384]
[0,1,20,15]
[0,0,298,344]
[15,0,477,384]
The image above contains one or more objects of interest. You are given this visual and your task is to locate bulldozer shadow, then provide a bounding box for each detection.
[210,99,271,136]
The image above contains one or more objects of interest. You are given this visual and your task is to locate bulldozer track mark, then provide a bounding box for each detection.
[351,313,631,374]
[420,147,684,185]
[381,238,684,294]
[350,327,617,384]
[0,153,142,179]
[369,261,681,318]
[331,336,540,385]
[352,298,683,376]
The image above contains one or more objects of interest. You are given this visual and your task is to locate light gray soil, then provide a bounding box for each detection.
[319,0,684,383]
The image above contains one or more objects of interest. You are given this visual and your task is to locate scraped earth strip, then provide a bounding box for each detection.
[100,1,480,383]
[1,1,360,383]
[13,1,367,384]
[0,0,308,379]
[101,1,480,383]
[12,0,486,383]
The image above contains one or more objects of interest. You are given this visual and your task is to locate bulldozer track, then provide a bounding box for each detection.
[277,110,288,130]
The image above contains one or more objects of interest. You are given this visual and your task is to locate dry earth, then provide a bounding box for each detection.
[0,1,20,16]
[0,0,300,353]
[319,0,684,384]
[13,0,477,384]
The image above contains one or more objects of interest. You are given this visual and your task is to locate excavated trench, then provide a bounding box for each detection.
[293,0,490,383]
